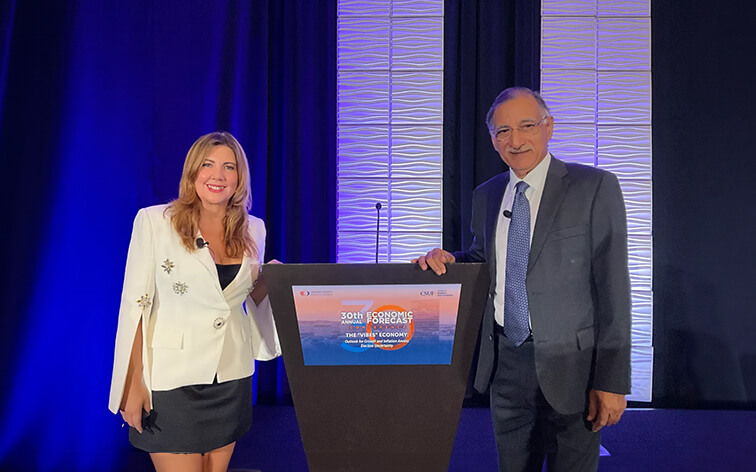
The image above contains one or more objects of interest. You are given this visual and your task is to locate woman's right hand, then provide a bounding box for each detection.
[250,259,281,305]
[120,374,150,433]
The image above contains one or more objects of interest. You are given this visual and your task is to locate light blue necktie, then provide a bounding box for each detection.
[504,181,531,346]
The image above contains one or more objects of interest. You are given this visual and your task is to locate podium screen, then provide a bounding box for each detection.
[292,284,462,366]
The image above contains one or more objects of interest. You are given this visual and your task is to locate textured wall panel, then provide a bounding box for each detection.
[549,124,596,166]
[337,179,388,232]
[628,234,652,290]
[542,0,595,16]
[542,17,596,69]
[632,290,653,346]
[624,199,652,235]
[391,125,442,178]
[338,72,389,123]
[389,179,442,232]
[392,0,443,16]
[618,179,652,235]
[597,126,651,180]
[338,0,389,17]
[617,179,651,208]
[597,72,651,124]
[630,346,653,402]
[337,125,389,178]
[541,70,596,123]
[392,17,443,70]
[338,232,389,263]
[338,0,443,263]
[542,2,652,401]
[598,0,649,17]
[628,235,652,292]
[389,232,443,262]
[338,18,390,70]
[597,18,651,70]
[391,71,443,123]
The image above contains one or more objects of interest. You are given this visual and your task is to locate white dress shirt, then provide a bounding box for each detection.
[493,152,552,327]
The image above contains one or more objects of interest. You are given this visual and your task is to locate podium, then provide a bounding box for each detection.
[263,263,490,472]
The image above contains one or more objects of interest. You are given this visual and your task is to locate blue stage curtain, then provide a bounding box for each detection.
[0,1,334,469]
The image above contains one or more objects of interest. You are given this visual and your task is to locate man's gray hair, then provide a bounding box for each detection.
[485,87,551,132]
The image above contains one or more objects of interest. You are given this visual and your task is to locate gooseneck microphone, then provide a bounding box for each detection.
[503,210,512,219]
[196,237,210,249]
[375,202,382,263]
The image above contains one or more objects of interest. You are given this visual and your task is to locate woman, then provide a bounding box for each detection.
[108,132,280,472]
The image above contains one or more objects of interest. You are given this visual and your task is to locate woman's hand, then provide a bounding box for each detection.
[250,259,281,305]
[119,319,150,433]
[120,376,150,433]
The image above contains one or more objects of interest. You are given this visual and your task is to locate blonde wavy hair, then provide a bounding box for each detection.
[166,131,257,259]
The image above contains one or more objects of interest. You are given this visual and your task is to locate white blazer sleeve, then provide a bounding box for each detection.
[108,208,156,414]
[246,216,281,361]
[247,295,281,360]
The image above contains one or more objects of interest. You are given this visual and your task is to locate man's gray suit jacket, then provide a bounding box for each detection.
[453,157,632,415]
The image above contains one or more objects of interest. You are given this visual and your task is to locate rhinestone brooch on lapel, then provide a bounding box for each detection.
[172,282,189,295]
[161,259,175,274]
[136,294,152,310]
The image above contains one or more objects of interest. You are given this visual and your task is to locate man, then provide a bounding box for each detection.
[415,87,631,471]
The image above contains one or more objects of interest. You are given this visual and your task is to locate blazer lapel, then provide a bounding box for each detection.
[222,255,250,296]
[528,157,570,273]
[190,232,225,297]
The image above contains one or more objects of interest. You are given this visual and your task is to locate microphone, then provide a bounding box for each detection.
[503,210,512,219]
[375,203,382,263]
[196,237,210,249]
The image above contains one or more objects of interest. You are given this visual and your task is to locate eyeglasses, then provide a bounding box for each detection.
[491,116,549,142]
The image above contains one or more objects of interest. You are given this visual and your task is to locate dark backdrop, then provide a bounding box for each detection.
[443,0,540,253]
[0,0,334,469]
[443,0,540,404]
[652,0,756,407]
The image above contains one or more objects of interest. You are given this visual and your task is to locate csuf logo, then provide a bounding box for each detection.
[299,290,311,296]
[419,290,435,296]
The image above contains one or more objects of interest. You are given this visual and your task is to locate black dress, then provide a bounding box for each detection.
[129,263,251,454]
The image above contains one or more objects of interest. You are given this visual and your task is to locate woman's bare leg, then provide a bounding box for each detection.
[203,442,236,472]
[150,452,203,472]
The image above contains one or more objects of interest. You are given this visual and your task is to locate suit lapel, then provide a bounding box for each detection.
[528,157,570,273]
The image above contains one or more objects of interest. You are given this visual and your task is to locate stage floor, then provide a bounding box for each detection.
[116,406,755,471]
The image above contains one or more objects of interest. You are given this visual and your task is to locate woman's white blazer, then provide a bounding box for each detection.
[108,205,280,414]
